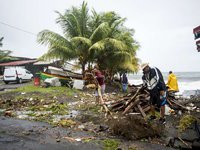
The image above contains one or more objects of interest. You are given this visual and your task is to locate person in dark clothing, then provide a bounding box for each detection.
[121,72,128,92]
[141,63,167,124]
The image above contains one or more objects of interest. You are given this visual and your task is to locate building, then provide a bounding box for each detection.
[0,59,37,75]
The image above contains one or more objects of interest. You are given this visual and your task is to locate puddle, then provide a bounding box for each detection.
[53,110,79,120]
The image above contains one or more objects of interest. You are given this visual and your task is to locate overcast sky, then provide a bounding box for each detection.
[0,0,199,72]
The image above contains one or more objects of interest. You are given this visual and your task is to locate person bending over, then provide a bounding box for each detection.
[141,63,167,124]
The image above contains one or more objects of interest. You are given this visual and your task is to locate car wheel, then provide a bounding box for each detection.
[4,81,9,84]
[18,78,22,84]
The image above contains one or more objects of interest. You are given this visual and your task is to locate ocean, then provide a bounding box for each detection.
[128,72,200,95]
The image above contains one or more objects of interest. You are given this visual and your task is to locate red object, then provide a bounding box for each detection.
[34,77,40,86]
[193,26,200,40]
[196,40,200,52]
[193,26,200,34]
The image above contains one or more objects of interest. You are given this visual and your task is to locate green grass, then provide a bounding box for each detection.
[179,115,197,132]
[13,85,77,97]
[103,139,119,150]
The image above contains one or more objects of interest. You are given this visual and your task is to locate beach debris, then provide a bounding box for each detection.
[108,85,150,117]
[63,136,95,142]
[108,84,195,118]
[44,77,61,87]
[108,115,163,140]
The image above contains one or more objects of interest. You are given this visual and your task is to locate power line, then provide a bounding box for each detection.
[0,21,37,36]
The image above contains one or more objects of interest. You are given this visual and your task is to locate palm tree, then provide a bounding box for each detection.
[38,2,139,76]
[0,37,14,62]
[38,2,91,73]
[88,12,140,80]
[0,37,3,47]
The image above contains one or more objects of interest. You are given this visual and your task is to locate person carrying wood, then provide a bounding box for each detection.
[141,63,167,124]
[92,65,106,104]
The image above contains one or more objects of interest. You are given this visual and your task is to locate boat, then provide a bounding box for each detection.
[40,66,83,86]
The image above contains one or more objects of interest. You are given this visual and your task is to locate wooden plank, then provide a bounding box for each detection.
[122,98,140,115]
[143,106,151,112]
[125,87,142,106]
[137,104,146,118]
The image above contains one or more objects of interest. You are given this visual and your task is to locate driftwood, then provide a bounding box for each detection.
[109,85,190,118]
[108,86,150,117]
[85,72,189,118]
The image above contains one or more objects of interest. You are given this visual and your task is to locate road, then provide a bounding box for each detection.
[0,81,31,91]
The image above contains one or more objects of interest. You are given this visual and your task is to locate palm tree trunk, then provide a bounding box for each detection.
[81,62,86,75]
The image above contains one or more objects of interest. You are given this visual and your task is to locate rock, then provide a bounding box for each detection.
[4,111,13,117]
[180,129,199,141]
[97,125,109,132]
[192,140,200,149]
[173,138,192,149]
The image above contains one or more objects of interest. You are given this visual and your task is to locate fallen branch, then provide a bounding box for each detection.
[177,137,192,149]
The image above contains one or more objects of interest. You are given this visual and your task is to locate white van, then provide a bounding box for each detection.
[3,67,33,84]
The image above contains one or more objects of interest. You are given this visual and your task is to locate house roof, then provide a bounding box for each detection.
[33,61,52,65]
[0,60,37,66]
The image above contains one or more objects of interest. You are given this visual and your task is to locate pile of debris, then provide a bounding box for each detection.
[109,85,150,117]
[107,84,193,117]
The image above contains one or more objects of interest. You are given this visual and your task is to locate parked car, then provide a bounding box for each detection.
[3,67,33,84]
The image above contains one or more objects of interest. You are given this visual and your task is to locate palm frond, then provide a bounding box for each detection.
[71,37,92,49]
[56,11,80,37]
[90,22,110,43]
[37,30,72,49]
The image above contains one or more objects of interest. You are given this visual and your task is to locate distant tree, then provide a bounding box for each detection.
[0,37,13,62]
[0,37,3,47]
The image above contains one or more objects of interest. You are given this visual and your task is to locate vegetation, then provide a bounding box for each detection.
[179,115,197,132]
[37,1,139,78]
[103,139,119,150]
[13,85,76,97]
[0,37,12,62]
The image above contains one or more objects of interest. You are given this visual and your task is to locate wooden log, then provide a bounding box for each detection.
[168,99,188,111]
[143,106,151,112]
[137,104,146,118]
[112,105,125,112]
[122,97,141,115]
[97,85,112,116]
[125,87,143,107]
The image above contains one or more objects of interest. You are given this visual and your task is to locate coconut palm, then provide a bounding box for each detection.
[88,12,140,79]
[38,2,139,75]
[38,1,91,73]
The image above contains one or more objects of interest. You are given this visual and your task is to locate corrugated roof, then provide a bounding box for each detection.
[33,61,51,65]
[0,60,37,66]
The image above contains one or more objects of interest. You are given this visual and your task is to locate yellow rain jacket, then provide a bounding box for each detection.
[166,73,179,92]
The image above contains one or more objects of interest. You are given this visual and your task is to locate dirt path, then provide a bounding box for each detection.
[0,116,177,150]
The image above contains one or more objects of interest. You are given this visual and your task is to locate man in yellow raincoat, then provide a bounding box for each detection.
[166,71,179,92]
